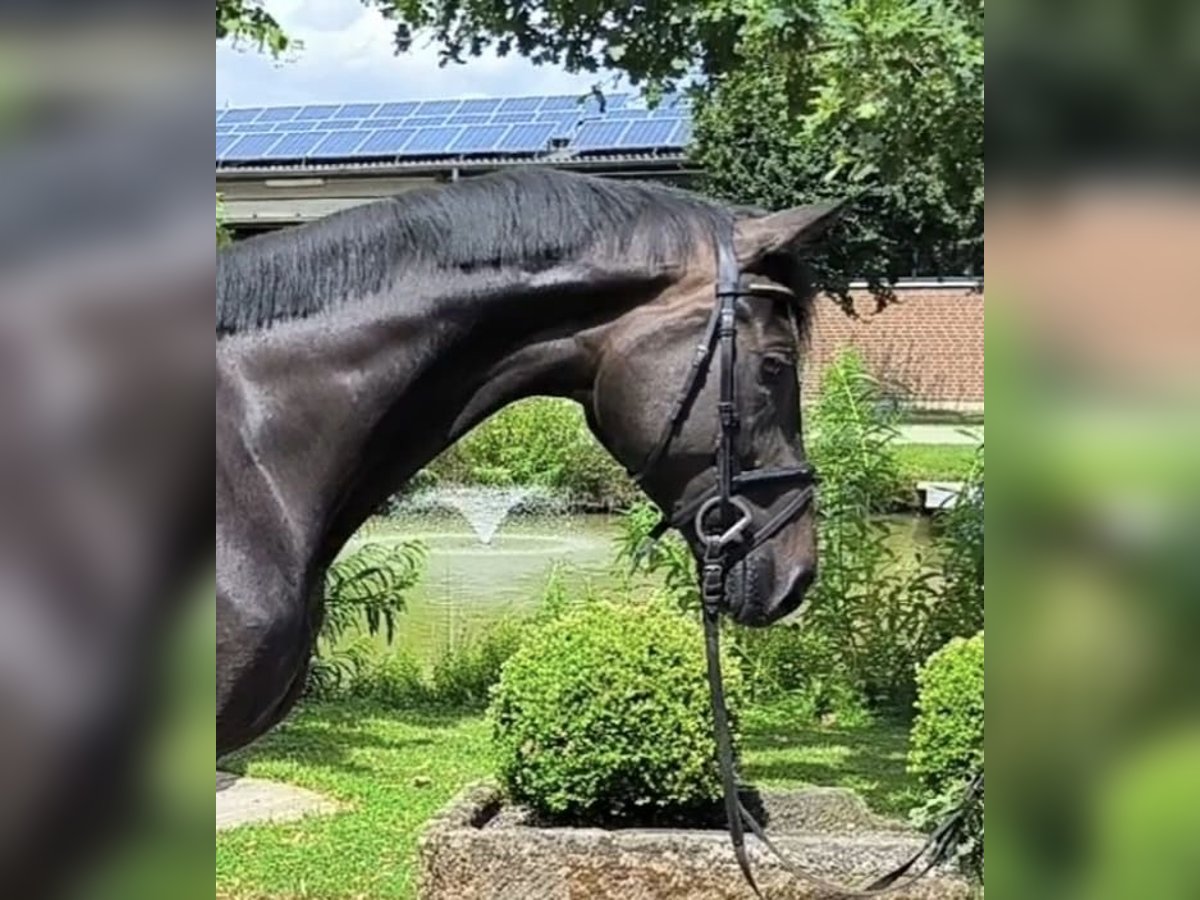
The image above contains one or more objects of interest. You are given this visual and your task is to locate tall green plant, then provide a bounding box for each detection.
[310,540,427,695]
[614,500,697,612]
[931,446,984,644]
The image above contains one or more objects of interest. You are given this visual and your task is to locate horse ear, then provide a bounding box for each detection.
[733,201,846,265]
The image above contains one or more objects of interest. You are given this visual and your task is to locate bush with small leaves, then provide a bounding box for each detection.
[490,599,742,821]
[909,632,984,881]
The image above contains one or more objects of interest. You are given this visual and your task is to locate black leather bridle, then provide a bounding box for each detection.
[634,224,984,897]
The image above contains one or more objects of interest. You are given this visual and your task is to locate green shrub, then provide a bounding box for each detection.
[427,397,639,508]
[351,648,431,708]
[490,599,742,820]
[431,618,528,708]
[909,633,985,881]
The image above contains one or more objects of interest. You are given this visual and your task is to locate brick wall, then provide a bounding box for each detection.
[802,283,984,408]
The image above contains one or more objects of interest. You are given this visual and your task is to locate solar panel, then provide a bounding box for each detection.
[417,99,461,117]
[222,108,264,124]
[295,104,340,120]
[402,126,463,155]
[450,113,494,125]
[334,103,379,119]
[498,97,541,113]
[572,120,629,151]
[583,93,630,114]
[232,123,278,133]
[224,133,284,160]
[272,121,319,131]
[491,112,539,125]
[215,110,223,123]
[495,122,554,152]
[606,108,649,120]
[216,125,235,134]
[367,118,409,130]
[457,98,502,115]
[539,113,580,138]
[310,131,372,157]
[358,128,417,154]
[216,134,238,159]
[538,95,584,112]
[258,106,301,122]
[649,100,689,118]
[407,116,448,127]
[375,101,420,118]
[447,124,508,154]
[262,131,326,159]
[617,118,677,147]
[670,119,693,145]
[333,119,363,130]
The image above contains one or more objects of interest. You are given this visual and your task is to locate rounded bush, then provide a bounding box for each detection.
[909,632,984,793]
[489,599,743,820]
[909,632,984,881]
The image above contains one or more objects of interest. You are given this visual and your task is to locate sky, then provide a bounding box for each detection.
[216,0,621,109]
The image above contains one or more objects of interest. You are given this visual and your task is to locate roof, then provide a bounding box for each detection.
[216,92,692,171]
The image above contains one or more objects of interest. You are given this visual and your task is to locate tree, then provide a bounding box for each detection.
[369,0,983,302]
[216,0,290,56]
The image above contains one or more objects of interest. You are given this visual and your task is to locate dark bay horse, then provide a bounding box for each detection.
[217,169,840,756]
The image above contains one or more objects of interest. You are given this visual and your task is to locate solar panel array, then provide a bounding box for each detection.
[215,93,691,165]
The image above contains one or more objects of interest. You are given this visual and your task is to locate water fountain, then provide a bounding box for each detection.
[394,484,564,545]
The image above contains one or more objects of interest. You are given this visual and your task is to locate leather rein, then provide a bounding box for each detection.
[632,224,984,897]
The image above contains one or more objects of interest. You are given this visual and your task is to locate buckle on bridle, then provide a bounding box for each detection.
[695,495,753,549]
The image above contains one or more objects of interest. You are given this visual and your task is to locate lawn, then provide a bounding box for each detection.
[895,443,979,485]
[216,699,916,899]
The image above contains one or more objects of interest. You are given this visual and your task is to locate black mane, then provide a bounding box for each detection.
[216,168,736,334]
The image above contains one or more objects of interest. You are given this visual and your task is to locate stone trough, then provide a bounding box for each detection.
[418,783,973,899]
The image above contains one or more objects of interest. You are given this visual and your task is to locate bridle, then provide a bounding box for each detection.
[633,224,984,897]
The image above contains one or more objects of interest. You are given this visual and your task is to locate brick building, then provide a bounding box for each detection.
[805,281,984,410]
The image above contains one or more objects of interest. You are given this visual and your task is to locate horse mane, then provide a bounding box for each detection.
[216,168,740,335]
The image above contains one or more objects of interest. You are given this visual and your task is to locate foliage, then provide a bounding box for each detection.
[793,350,936,710]
[613,499,698,611]
[350,647,432,708]
[430,618,528,708]
[489,599,743,820]
[908,632,985,881]
[930,446,984,645]
[215,0,291,56]
[729,352,981,715]
[427,397,638,509]
[310,540,427,696]
[369,0,983,298]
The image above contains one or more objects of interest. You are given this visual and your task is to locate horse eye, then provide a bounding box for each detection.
[760,355,790,380]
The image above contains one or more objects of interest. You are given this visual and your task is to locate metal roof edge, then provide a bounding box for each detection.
[215,151,693,178]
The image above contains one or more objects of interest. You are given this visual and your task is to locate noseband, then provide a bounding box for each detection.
[633,225,982,896]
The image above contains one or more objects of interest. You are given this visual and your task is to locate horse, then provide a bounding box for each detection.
[216,168,840,757]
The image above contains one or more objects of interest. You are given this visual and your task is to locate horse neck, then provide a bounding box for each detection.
[220,266,656,572]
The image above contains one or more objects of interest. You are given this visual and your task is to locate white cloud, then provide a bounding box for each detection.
[216,0,621,108]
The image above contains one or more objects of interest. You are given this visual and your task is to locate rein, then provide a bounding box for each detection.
[633,224,984,896]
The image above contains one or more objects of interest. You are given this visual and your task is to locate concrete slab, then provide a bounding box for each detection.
[216,770,340,831]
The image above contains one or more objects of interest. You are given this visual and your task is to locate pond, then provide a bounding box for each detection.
[344,513,622,667]
[344,511,934,669]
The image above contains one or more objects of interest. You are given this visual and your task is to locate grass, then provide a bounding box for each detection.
[895,443,979,485]
[216,698,916,899]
